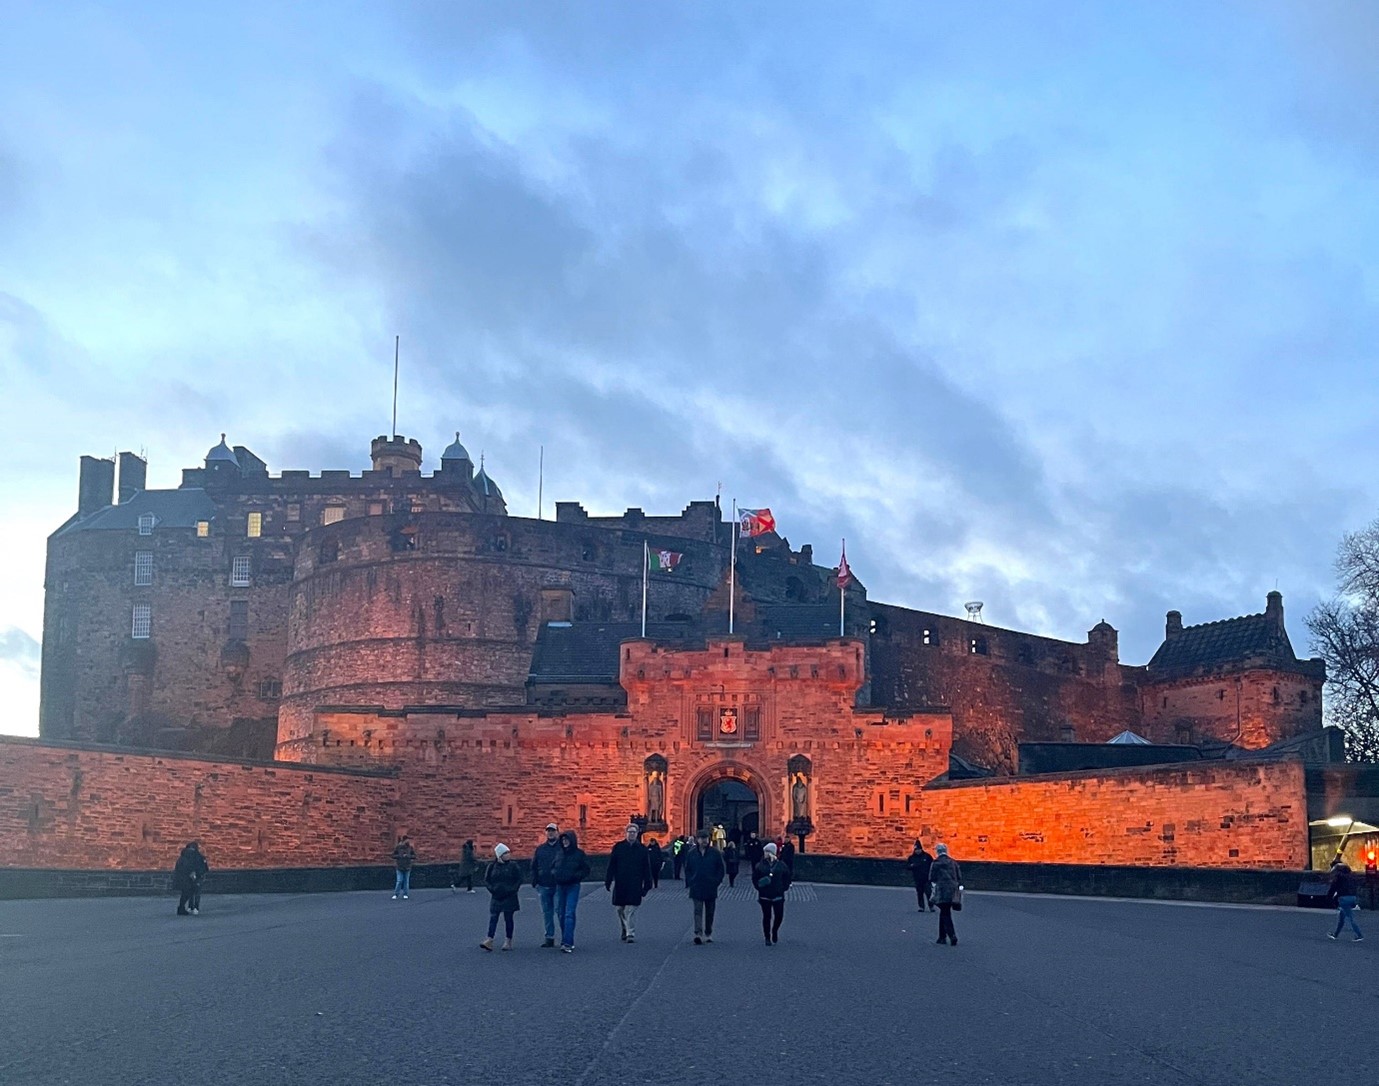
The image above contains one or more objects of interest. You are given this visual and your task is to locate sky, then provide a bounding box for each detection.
[2,2,1378,738]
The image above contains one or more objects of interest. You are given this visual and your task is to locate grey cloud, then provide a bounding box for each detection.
[0,627,39,676]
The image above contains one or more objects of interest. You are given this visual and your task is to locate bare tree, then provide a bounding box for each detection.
[1308,521,1379,761]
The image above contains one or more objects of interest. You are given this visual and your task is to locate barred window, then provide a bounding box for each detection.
[137,513,156,536]
[231,555,251,587]
[228,599,249,641]
[322,506,345,525]
[246,512,263,538]
[131,604,151,639]
[696,706,713,741]
[286,503,301,522]
[258,678,282,700]
[134,551,153,586]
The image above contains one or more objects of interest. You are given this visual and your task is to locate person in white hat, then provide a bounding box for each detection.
[481,843,522,951]
[753,841,792,945]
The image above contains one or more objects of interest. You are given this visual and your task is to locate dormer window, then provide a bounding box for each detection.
[322,506,345,526]
[138,513,156,536]
[196,520,210,538]
[246,512,263,538]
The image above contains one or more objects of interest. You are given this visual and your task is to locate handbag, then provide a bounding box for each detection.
[951,885,964,912]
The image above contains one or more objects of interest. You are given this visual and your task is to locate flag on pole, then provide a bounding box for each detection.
[648,548,683,574]
[837,544,851,589]
[738,507,776,537]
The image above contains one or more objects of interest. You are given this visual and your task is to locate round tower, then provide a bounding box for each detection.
[371,434,423,474]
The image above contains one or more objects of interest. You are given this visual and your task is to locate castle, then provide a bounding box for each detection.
[5,431,1331,871]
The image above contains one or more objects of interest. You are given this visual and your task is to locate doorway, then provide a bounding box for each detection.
[696,777,759,839]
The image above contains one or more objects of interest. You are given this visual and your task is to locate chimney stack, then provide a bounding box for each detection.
[77,455,115,515]
[117,451,147,504]
[1265,591,1284,630]
[1165,610,1183,639]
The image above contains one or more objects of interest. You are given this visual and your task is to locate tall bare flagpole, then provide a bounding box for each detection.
[391,335,400,439]
[642,541,649,638]
[729,500,737,635]
[840,538,846,637]
[538,445,544,520]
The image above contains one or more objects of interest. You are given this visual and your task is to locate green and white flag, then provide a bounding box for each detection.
[648,548,683,573]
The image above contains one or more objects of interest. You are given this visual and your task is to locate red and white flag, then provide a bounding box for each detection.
[837,543,851,589]
[738,507,776,537]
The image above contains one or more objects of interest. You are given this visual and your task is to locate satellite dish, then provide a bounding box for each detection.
[964,601,984,622]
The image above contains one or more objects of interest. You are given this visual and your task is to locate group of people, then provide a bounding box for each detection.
[906,839,964,946]
[666,829,795,888]
[473,822,795,952]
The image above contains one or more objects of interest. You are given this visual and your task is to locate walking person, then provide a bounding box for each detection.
[453,839,478,893]
[723,840,740,888]
[930,843,962,946]
[906,839,934,911]
[754,841,792,945]
[711,824,727,851]
[646,838,664,889]
[605,824,654,943]
[532,823,562,948]
[391,835,416,900]
[553,830,591,953]
[172,841,208,916]
[743,832,764,871]
[779,837,795,875]
[684,828,726,944]
[1328,858,1364,942]
[672,835,687,881]
[480,844,522,951]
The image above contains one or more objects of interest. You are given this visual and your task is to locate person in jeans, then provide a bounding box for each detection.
[929,843,961,946]
[1328,858,1364,942]
[605,824,653,943]
[480,844,522,951]
[531,823,562,947]
[684,828,726,944]
[391,835,416,900]
[552,830,591,953]
[754,841,792,945]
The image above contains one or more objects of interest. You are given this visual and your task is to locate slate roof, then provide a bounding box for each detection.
[1146,611,1315,677]
[52,488,218,537]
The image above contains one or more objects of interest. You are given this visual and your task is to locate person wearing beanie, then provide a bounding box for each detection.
[684,828,726,944]
[605,824,654,943]
[906,839,935,912]
[753,841,792,945]
[929,843,962,946]
[481,843,522,951]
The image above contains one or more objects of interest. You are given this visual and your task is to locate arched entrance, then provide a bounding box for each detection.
[686,763,770,842]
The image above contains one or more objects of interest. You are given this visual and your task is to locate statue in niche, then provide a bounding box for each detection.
[786,753,814,836]
[644,753,668,828]
[791,772,810,821]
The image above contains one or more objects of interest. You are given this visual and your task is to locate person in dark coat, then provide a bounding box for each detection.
[779,838,795,875]
[391,835,416,900]
[646,839,664,889]
[753,841,792,945]
[453,839,478,893]
[672,835,687,881]
[1329,859,1364,941]
[605,824,654,943]
[532,823,562,948]
[929,843,962,946]
[552,830,591,953]
[480,844,522,951]
[173,841,208,916]
[684,828,726,944]
[906,840,934,911]
[723,840,740,887]
[743,832,764,870]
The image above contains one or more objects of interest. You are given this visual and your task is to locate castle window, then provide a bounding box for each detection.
[922,629,934,646]
[257,678,281,700]
[137,513,156,536]
[579,805,588,828]
[1162,697,1168,709]
[322,506,345,526]
[246,512,262,538]
[410,501,425,515]
[286,503,300,522]
[581,543,596,562]
[1175,724,1194,744]
[696,706,713,741]
[228,600,248,642]
[970,636,988,656]
[369,502,385,516]
[196,520,210,538]
[744,705,761,741]
[869,615,889,638]
[319,539,339,564]
[131,603,151,639]
[231,555,251,587]
[1272,687,1281,705]
[1300,690,1309,706]
[133,551,153,586]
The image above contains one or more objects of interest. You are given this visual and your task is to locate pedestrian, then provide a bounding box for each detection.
[532,822,562,948]
[753,841,792,945]
[779,837,795,875]
[684,828,726,944]
[605,824,654,943]
[744,831,764,870]
[723,840,740,888]
[929,843,962,946]
[391,835,416,900]
[906,839,934,911]
[646,838,664,889]
[672,835,687,881]
[553,830,591,953]
[1328,858,1364,942]
[172,841,208,916]
[711,823,727,851]
[480,843,522,951]
[453,839,478,893]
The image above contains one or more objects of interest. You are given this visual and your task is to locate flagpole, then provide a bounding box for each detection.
[642,541,649,638]
[840,538,846,637]
[729,500,737,635]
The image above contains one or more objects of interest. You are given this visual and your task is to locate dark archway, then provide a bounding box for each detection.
[695,778,759,839]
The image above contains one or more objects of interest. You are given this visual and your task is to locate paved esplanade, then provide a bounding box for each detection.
[0,882,1365,1085]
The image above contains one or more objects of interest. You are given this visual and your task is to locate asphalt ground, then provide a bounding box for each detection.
[0,881,1370,1086]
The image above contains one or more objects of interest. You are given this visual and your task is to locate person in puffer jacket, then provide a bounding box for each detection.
[480,843,522,952]
[552,831,591,953]
[753,841,792,945]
